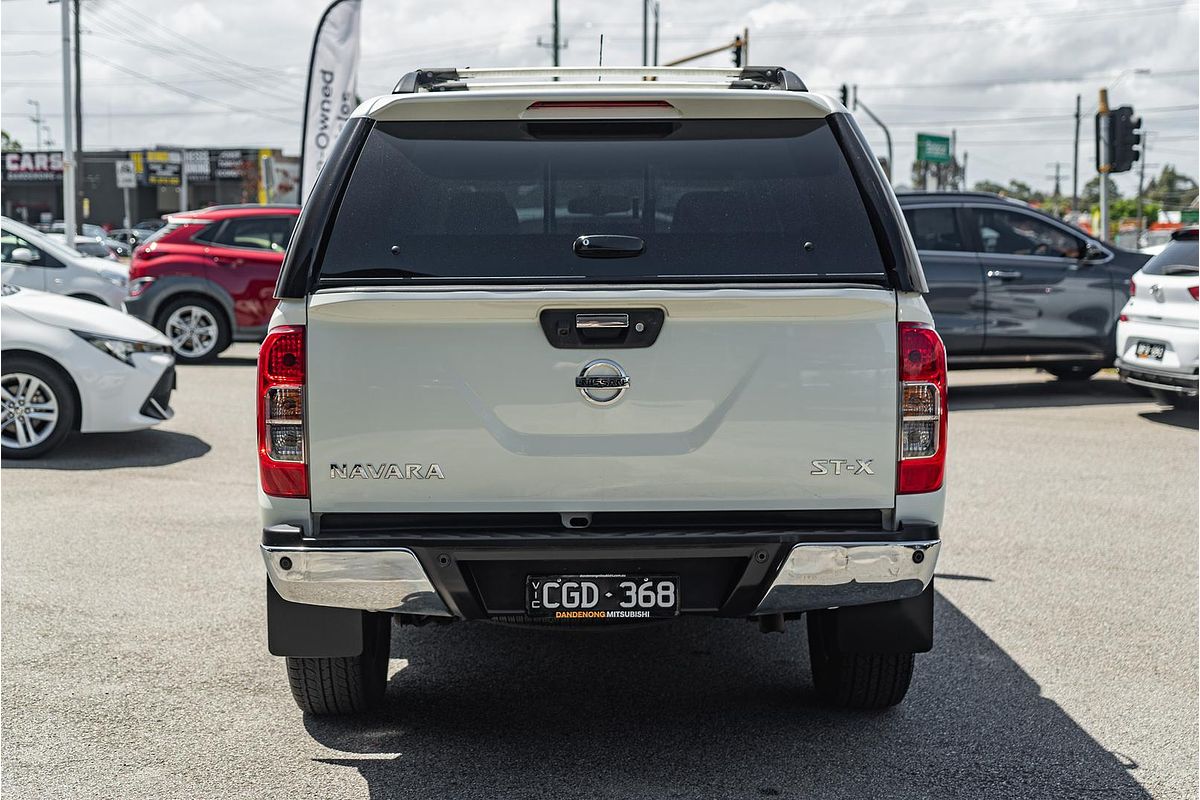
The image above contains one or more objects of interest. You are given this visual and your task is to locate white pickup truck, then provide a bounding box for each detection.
[258,66,947,715]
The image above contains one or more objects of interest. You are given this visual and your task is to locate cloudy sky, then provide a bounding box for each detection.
[2,0,1197,195]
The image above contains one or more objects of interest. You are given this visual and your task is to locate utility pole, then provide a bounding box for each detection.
[741,26,748,65]
[962,152,968,190]
[73,0,84,229]
[536,0,566,68]
[1072,94,1081,213]
[1046,161,1069,213]
[1136,132,1149,241]
[27,100,44,150]
[59,0,75,249]
[852,85,893,184]
[1097,88,1110,242]
[642,0,648,67]
[652,2,660,66]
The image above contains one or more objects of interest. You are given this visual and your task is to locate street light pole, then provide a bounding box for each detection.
[73,0,83,230]
[59,0,75,249]
[852,86,893,184]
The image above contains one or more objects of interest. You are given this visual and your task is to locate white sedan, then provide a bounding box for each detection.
[1,216,127,308]
[1,285,175,458]
[1115,227,1199,406]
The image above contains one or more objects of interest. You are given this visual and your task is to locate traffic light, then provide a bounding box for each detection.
[840,84,849,107]
[731,35,743,67]
[1110,106,1142,173]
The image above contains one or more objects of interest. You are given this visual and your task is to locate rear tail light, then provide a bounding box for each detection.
[1129,280,1137,297]
[898,322,947,494]
[1189,286,1199,301]
[257,325,308,497]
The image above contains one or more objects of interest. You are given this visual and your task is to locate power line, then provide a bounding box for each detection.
[81,50,295,125]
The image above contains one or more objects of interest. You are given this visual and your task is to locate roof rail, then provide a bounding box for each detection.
[392,66,806,94]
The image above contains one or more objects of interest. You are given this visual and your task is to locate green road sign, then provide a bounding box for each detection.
[1181,208,1198,225]
[916,133,952,164]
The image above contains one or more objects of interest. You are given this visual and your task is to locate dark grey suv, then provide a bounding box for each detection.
[896,192,1149,379]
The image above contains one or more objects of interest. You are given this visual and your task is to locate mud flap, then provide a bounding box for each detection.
[810,579,935,654]
[266,580,365,657]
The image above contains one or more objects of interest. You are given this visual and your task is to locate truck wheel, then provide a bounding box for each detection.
[1045,365,1100,381]
[806,611,914,709]
[285,613,391,715]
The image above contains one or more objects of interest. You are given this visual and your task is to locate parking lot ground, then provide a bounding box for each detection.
[2,347,1197,800]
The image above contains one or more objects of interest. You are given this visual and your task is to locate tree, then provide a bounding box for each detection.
[1081,175,1121,207]
[973,180,1006,195]
[1145,165,1199,210]
[1108,198,1161,222]
[1,130,21,152]
[970,179,1045,203]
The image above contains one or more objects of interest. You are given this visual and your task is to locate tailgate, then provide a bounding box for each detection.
[306,287,898,513]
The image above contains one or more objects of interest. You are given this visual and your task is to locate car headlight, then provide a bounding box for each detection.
[72,331,171,365]
[100,269,128,288]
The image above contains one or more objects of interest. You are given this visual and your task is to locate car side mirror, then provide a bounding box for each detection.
[1081,242,1106,261]
[8,247,36,264]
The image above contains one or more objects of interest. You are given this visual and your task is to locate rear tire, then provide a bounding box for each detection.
[1152,389,1199,409]
[156,296,230,364]
[0,354,77,459]
[807,611,914,709]
[285,613,391,715]
[1045,365,1100,381]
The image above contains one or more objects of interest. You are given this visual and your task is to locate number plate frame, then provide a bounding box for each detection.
[525,574,680,619]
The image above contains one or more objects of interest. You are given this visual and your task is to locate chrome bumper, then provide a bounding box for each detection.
[754,540,940,614]
[261,546,453,616]
[263,538,940,619]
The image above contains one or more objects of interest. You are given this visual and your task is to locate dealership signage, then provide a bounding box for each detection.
[3,151,64,182]
[216,150,248,179]
[144,150,182,186]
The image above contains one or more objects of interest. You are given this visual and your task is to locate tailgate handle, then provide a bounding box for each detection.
[576,314,629,329]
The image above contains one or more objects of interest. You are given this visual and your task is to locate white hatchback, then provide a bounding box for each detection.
[1,216,128,308]
[0,285,175,458]
[1115,227,1199,405]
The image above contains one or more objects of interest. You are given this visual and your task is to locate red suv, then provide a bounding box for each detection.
[125,204,300,362]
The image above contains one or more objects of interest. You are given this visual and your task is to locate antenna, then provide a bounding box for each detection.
[598,33,605,80]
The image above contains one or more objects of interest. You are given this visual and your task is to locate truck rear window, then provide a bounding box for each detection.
[319,118,887,284]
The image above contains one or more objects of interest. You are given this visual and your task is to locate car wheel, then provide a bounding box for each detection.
[806,610,914,709]
[285,613,391,715]
[1045,365,1100,381]
[158,297,230,364]
[1151,389,1199,408]
[0,355,77,459]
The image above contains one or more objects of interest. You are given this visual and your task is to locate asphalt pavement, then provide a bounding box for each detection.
[2,345,1197,799]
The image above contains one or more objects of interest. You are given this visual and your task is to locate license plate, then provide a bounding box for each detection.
[526,574,679,620]
[1136,341,1166,361]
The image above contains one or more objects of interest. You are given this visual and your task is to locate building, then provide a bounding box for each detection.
[2,147,299,228]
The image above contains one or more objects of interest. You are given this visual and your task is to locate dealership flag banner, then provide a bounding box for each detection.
[300,0,361,205]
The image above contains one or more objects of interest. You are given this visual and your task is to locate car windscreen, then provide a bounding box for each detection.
[1142,238,1199,276]
[318,119,887,284]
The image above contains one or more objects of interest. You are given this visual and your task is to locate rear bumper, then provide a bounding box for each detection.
[1115,359,1199,396]
[261,523,940,619]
